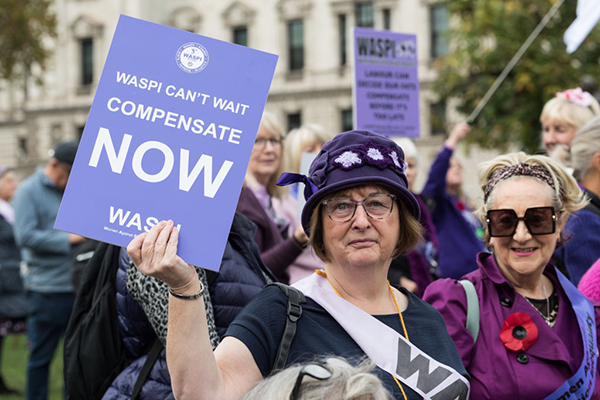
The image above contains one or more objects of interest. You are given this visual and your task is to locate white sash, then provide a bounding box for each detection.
[293,273,470,400]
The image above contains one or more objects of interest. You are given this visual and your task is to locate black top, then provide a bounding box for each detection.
[226,285,468,399]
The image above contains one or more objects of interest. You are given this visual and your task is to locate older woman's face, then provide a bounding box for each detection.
[248,124,282,185]
[488,178,562,282]
[321,185,399,270]
[446,157,463,187]
[404,157,417,191]
[542,121,576,154]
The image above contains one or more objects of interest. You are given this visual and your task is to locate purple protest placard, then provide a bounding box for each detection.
[55,15,278,271]
[353,27,419,137]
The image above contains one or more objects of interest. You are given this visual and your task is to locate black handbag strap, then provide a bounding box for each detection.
[269,283,306,371]
[131,338,163,399]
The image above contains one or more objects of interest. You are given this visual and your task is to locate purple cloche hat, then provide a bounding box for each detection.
[277,130,421,236]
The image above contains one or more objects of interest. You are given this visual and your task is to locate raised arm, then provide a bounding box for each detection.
[421,123,471,199]
[127,221,262,400]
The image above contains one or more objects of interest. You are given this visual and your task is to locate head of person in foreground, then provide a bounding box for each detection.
[242,357,392,400]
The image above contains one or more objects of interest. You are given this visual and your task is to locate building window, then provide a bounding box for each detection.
[430,102,446,135]
[233,26,248,46]
[431,4,449,58]
[383,8,391,30]
[81,38,94,85]
[18,137,28,158]
[341,109,353,132]
[356,2,374,28]
[338,14,347,66]
[288,20,304,71]
[287,112,302,132]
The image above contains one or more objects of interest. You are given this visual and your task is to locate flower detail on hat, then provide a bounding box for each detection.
[332,141,405,173]
[367,148,384,161]
[334,151,363,169]
[500,312,538,352]
[389,151,402,169]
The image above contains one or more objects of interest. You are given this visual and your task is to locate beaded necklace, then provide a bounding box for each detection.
[315,270,415,400]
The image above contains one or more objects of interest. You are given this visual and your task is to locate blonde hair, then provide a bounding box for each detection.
[477,152,586,244]
[570,115,600,182]
[308,186,423,262]
[540,94,600,132]
[284,124,336,173]
[246,111,288,199]
[242,357,392,400]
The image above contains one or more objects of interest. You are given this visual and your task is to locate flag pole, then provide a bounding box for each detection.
[467,0,567,123]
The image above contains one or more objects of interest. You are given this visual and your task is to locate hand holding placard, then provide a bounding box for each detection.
[128,220,198,295]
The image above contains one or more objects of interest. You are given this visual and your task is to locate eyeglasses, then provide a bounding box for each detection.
[254,137,282,149]
[290,363,332,400]
[323,194,396,223]
[486,207,556,237]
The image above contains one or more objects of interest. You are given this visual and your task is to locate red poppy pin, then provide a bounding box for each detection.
[500,312,539,352]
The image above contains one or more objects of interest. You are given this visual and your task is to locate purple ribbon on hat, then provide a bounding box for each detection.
[277,173,319,200]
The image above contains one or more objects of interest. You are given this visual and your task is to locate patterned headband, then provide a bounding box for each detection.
[483,163,560,203]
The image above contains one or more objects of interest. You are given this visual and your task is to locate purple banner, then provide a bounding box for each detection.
[353,27,420,137]
[55,15,278,271]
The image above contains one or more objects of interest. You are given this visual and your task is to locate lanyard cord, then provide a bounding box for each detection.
[315,270,410,400]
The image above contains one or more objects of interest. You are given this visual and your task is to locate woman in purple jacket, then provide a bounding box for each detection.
[421,123,485,279]
[424,152,600,399]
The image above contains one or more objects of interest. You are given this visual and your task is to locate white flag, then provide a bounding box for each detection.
[564,0,600,53]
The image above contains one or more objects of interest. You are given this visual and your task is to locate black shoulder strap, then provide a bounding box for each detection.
[131,338,163,400]
[269,283,306,371]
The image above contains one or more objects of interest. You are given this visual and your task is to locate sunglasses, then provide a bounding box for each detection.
[486,206,556,237]
[290,363,332,400]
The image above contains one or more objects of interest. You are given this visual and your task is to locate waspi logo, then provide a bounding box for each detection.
[176,42,209,73]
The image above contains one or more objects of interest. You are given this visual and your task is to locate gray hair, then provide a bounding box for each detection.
[391,138,418,164]
[242,357,392,400]
[571,115,600,181]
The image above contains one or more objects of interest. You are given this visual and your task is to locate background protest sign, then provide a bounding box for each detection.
[55,15,278,271]
[353,27,420,137]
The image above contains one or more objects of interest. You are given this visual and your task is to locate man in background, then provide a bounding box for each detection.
[13,141,86,400]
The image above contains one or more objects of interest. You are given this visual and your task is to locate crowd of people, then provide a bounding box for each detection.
[0,87,599,399]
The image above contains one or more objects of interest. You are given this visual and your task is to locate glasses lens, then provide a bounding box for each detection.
[525,207,555,235]
[302,364,332,380]
[254,137,281,148]
[364,194,394,218]
[325,198,355,222]
[290,364,332,400]
[487,209,518,237]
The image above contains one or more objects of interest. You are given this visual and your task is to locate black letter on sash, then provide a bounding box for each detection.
[430,380,469,400]
[396,338,453,393]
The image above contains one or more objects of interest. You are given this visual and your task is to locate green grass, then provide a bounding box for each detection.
[1,334,65,400]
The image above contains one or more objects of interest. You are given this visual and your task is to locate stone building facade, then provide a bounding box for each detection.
[0,0,500,199]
